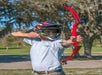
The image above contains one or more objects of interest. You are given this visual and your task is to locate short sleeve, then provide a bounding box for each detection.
[23,38,41,45]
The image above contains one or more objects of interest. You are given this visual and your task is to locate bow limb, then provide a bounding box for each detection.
[64,6,80,23]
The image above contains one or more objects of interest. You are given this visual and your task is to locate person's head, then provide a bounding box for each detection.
[34,22,61,41]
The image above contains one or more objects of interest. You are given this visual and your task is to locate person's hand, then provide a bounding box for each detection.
[70,35,83,43]
[76,35,83,42]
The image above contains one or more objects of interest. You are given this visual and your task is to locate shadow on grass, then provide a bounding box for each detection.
[0,55,30,63]
[0,55,102,63]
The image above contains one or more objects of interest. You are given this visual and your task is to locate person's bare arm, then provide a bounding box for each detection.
[61,35,83,47]
[11,31,40,38]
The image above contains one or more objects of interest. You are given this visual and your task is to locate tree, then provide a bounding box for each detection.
[78,0,102,58]
[0,0,15,37]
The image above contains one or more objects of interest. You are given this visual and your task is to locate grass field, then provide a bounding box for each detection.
[0,46,102,75]
[0,68,102,75]
[0,46,102,55]
[0,47,30,55]
[64,46,102,53]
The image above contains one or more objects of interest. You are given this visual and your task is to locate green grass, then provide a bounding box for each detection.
[64,68,102,75]
[0,47,30,55]
[64,46,102,55]
[0,68,102,75]
[0,69,32,75]
[91,47,102,53]
[0,46,102,55]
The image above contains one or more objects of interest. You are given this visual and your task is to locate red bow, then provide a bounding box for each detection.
[61,5,81,63]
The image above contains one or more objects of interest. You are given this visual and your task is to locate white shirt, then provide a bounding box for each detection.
[23,38,64,71]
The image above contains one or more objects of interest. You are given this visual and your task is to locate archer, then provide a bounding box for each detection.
[11,21,83,75]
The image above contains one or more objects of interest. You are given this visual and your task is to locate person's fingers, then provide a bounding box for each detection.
[77,35,83,42]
